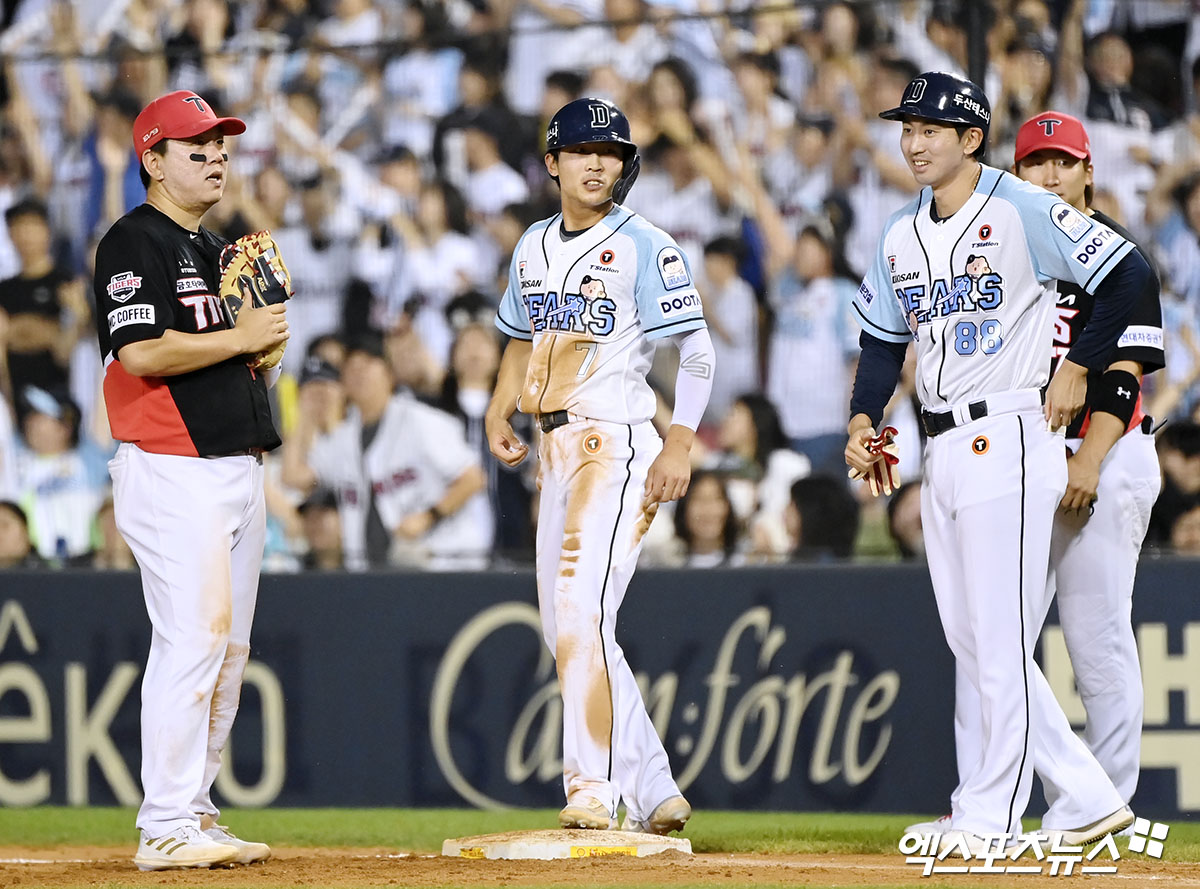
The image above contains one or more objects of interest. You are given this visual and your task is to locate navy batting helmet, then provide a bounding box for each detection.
[546,97,641,204]
[879,71,991,150]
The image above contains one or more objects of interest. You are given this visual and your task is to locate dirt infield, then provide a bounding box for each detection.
[5,846,1200,888]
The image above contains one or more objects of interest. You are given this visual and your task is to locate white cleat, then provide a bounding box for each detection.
[203,824,271,864]
[133,825,238,871]
[905,813,951,834]
[1042,805,1135,847]
[622,796,692,835]
[559,796,617,830]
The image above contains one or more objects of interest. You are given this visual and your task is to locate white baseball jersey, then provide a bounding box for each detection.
[854,166,1136,410]
[496,204,707,423]
[308,392,490,570]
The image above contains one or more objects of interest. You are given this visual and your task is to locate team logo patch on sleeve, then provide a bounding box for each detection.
[1050,203,1093,242]
[657,248,691,290]
[857,279,875,308]
[1117,325,1164,350]
[107,271,143,303]
[108,304,155,332]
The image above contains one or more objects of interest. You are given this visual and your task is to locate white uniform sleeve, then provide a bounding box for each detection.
[851,227,912,344]
[669,327,715,430]
[633,228,707,341]
[496,235,532,340]
[1006,176,1134,294]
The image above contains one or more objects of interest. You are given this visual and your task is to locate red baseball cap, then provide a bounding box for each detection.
[132,90,246,155]
[1014,111,1090,163]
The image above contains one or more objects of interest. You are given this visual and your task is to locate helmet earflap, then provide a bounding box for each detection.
[545,97,640,203]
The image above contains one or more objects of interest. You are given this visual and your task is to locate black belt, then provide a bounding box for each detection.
[921,401,988,437]
[210,447,265,463]
[538,410,571,433]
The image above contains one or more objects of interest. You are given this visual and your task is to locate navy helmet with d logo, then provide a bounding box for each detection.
[879,71,991,152]
[546,97,641,204]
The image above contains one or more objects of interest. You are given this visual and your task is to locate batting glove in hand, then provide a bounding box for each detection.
[218,230,293,370]
[848,426,900,497]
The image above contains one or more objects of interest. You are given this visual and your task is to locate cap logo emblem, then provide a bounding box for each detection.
[589,103,610,128]
[142,126,160,143]
[182,95,207,113]
[1038,117,1063,136]
[903,78,928,104]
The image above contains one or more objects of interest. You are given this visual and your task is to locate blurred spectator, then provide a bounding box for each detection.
[72,496,135,570]
[1170,503,1200,556]
[785,475,860,561]
[282,333,489,570]
[706,392,810,558]
[271,170,356,359]
[1085,30,1169,131]
[434,55,528,186]
[13,385,108,563]
[391,178,486,365]
[700,236,759,426]
[0,499,47,569]
[0,199,90,406]
[435,317,530,560]
[763,220,860,474]
[1146,421,1200,548]
[887,481,925,560]
[83,86,144,243]
[296,487,344,570]
[1146,167,1200,306]
[460,111,531,223]
[669,468,743,567]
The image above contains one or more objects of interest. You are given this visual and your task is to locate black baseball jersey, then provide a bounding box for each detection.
[93,204,281,457]
[1048,211,1164,438]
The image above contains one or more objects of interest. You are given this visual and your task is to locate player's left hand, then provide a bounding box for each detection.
[644,440,691,505]
[1045,359,1088,431]
[1060,451,1100,514]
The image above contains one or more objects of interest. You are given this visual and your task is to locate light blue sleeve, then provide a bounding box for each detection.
[495,233,533,341]
[632,223,707,341]
[1001,174,1135,294]
[851,219,911,344]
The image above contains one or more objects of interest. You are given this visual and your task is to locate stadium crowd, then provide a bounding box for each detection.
[0,0,1197,571]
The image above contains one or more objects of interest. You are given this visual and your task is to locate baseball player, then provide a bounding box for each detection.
[93,91,287,870]
[1014,112,1162,808]
[485,97,714,835]
[847,73,1152,852]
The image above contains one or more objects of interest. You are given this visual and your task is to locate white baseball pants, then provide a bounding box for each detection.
[921,405,1124,837]
[1043,426,1159,810]
[535,418,681,823]
[109,443,265,836]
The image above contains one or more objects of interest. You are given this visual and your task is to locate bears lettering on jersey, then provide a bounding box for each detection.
[525,278,617,336]
[894,263,1006,326]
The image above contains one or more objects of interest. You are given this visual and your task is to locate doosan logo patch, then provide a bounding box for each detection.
[108,304,155,332]
[657,248,690,290]
[1050,203,1092,242]
[107,271,143,303]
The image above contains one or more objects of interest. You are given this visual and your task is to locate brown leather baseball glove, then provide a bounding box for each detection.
[218,230,293,370]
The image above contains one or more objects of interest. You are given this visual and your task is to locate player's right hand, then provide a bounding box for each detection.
[235,302,288,356]
[844,425,880,476]
[486,416,529,467]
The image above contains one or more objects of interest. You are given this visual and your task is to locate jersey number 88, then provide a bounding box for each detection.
[954,319,1004,356]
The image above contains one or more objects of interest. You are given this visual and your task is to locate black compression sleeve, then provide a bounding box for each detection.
[849,331,907,428]
[1065,248,1151,371]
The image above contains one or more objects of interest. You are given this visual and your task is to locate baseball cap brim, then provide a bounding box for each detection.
[1013,139,1088,162]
